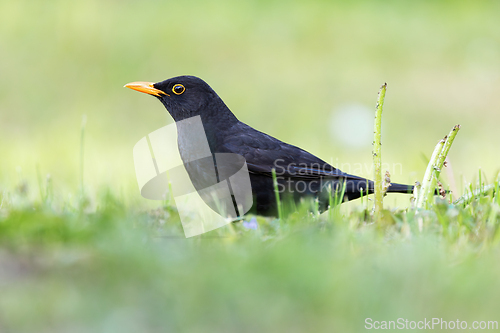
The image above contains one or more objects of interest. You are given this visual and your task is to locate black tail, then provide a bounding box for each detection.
[341,179,414,201]
[386,182,414,194]
[387,182,446,196]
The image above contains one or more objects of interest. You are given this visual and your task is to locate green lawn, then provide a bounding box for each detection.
[0,186,499,332]
[1,0,500,331]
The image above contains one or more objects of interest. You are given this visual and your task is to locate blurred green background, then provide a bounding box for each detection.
[2,1,500,332]
[1,0,499,203]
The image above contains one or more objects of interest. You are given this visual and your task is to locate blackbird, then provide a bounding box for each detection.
[125,76,413,216]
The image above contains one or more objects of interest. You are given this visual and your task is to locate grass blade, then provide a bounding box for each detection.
[373,83,387,215]
[271,168,283,220]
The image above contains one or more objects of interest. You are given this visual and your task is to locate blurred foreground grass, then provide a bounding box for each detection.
[1,0,500,331]
[0,182,499,332]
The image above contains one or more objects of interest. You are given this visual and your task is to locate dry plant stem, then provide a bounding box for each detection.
[382,171,391,196]
[373,83,387,214]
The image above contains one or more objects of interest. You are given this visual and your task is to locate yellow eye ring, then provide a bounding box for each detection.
[172,84,185,95]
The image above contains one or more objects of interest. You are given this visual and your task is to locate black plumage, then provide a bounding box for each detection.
[125,76,413,216]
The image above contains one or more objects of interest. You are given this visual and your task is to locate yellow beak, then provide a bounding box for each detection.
[124,81,169,97]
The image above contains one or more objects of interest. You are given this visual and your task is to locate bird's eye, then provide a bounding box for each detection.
[172,84,185,95]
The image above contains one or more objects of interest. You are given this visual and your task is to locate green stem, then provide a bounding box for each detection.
[417,125,460,209]
[373,83,387,214]
[416,138,445,209]
[36,164,45,203]
[435,125,460,179]
[453,183,497,205]
[271,168,282,219]
[80,115,87,199]
[496,176,500,206]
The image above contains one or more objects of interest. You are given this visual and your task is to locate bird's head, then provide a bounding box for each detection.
[125,75,236,123]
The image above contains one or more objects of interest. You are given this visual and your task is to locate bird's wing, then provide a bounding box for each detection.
[218,123,365,181]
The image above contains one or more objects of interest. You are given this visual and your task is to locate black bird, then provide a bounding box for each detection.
[125,76,413,216]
